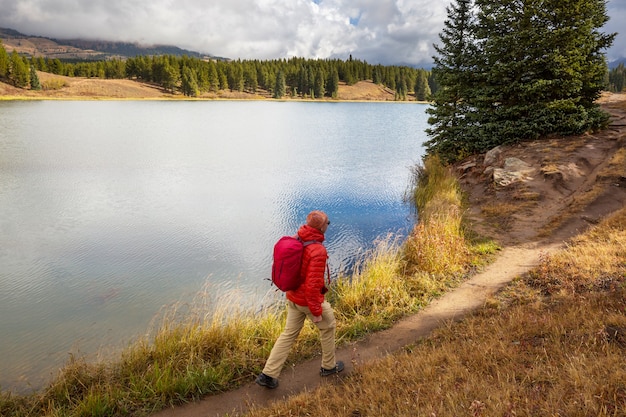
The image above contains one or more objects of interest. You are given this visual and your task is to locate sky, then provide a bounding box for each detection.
[0,0,624,67]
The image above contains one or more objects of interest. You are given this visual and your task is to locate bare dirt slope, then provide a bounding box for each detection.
[152,94,626,417]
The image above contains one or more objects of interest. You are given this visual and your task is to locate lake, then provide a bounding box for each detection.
[0,100,428,392]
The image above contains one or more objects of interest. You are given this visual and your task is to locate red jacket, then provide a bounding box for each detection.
[286,224,328,316]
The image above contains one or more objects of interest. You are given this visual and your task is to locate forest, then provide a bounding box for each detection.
[425,0,621,163]
[0,40,436,100]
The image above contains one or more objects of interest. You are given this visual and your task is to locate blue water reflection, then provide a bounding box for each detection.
[0,100,427,391]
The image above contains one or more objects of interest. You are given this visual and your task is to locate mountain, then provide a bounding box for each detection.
[0,27,222,61]
[609,57,626,68]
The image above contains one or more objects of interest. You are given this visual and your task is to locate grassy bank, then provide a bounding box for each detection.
[246,206,626,417]
[0,156,489,416]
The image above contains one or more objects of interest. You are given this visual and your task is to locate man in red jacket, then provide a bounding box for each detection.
[256,210,344,389]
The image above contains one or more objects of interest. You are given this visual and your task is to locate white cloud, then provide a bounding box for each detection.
[0,0,623,66]
[605,0,626,63]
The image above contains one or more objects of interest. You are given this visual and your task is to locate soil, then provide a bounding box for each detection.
[150,93,626,417]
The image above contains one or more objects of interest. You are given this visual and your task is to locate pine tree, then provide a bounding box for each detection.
[425,0,479,160]
[207,61,220,92]
[243,63,258,93]
[395,75,408,101]
[326,67,340,98]
[313,69,325,99]
[274,70,286,98]
[472,0,614,142]
[9,50,30,88]
[0,40,9,81]
[414,71,431,101]
[426,0,616,162]
[181,66,199,96]
[29,65,41,90]
[609,64,625,93]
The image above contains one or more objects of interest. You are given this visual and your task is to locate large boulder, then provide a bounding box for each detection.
[492,157,535,186]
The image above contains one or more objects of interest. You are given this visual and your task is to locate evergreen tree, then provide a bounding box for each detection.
[0,40,9,80]
[207,61,220,92]
[155,58,179,93]
[29,65,41,90]
[426,0,615,162]
[243,63,258,93]
[472,0,614,142]
[274,70,286,98]
[9,50,30,88]
[372,65,383,85]
[425,0,478,160]
[196,64,210,92]
[313,69,325,99]
[218,66,229,90]
[297,65,310,97]
[228,62,244,92]
[609,63,625,93]
[48,59,64,75]
[181,66,199,96]
[414,71,431,101]
[395,75,408,101]
[326,67,340,98]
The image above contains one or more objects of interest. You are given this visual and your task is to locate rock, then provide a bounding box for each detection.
[493,157,535,187]
[457,161,477,174]
[484,146,503,167]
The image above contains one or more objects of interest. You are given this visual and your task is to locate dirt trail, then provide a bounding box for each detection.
[153,94,626,417]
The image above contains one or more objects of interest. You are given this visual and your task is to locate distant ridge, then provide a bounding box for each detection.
[0,27,224,61]
[610,57,626,68]
[52,39,209,59]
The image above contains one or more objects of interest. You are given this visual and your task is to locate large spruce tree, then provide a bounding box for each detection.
[426,0,616,162]
[425,0,479,159]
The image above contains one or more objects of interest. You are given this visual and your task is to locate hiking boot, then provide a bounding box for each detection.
[255,372,278,389]
[320,360,345,377]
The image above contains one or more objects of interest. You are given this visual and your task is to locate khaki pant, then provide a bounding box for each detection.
[262,300,336,378]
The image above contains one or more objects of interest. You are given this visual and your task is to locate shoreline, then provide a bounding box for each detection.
[1,74,429,103]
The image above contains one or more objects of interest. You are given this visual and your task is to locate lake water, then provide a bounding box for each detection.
[0,100,427,392]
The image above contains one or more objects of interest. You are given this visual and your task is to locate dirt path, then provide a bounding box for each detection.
[153,243,560,417]
[153,94,626,417]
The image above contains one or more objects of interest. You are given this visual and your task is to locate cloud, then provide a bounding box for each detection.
[606,0,626,63]
[0,0,623,66]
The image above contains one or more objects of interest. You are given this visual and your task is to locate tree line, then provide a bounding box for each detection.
[0,44,41,90]
[0,40,436,100]
[608,63,626,94]
[426,0,617,163]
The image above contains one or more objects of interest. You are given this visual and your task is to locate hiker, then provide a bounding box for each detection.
[256,210,344,389]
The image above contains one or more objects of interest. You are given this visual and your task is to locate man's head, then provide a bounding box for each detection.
[306,210,330,233]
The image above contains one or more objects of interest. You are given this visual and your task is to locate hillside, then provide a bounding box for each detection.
[0,71,399,101]
[0,27,216,60]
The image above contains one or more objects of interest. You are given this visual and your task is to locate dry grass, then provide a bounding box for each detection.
[0,155,485,416]
[479,202,519,231]
[246,208,626,417]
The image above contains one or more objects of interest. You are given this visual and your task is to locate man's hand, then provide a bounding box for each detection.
[312,315,322,323]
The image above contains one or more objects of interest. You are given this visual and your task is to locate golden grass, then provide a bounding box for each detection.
[246,208,626,417]
[0,155,486,416]
[41,78,69,91]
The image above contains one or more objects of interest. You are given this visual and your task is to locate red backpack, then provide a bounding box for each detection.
[271,236,320,291]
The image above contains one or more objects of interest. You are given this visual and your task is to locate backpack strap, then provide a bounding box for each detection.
[301,240,330,285]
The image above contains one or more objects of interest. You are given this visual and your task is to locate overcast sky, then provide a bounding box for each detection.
[0,0,624,67]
